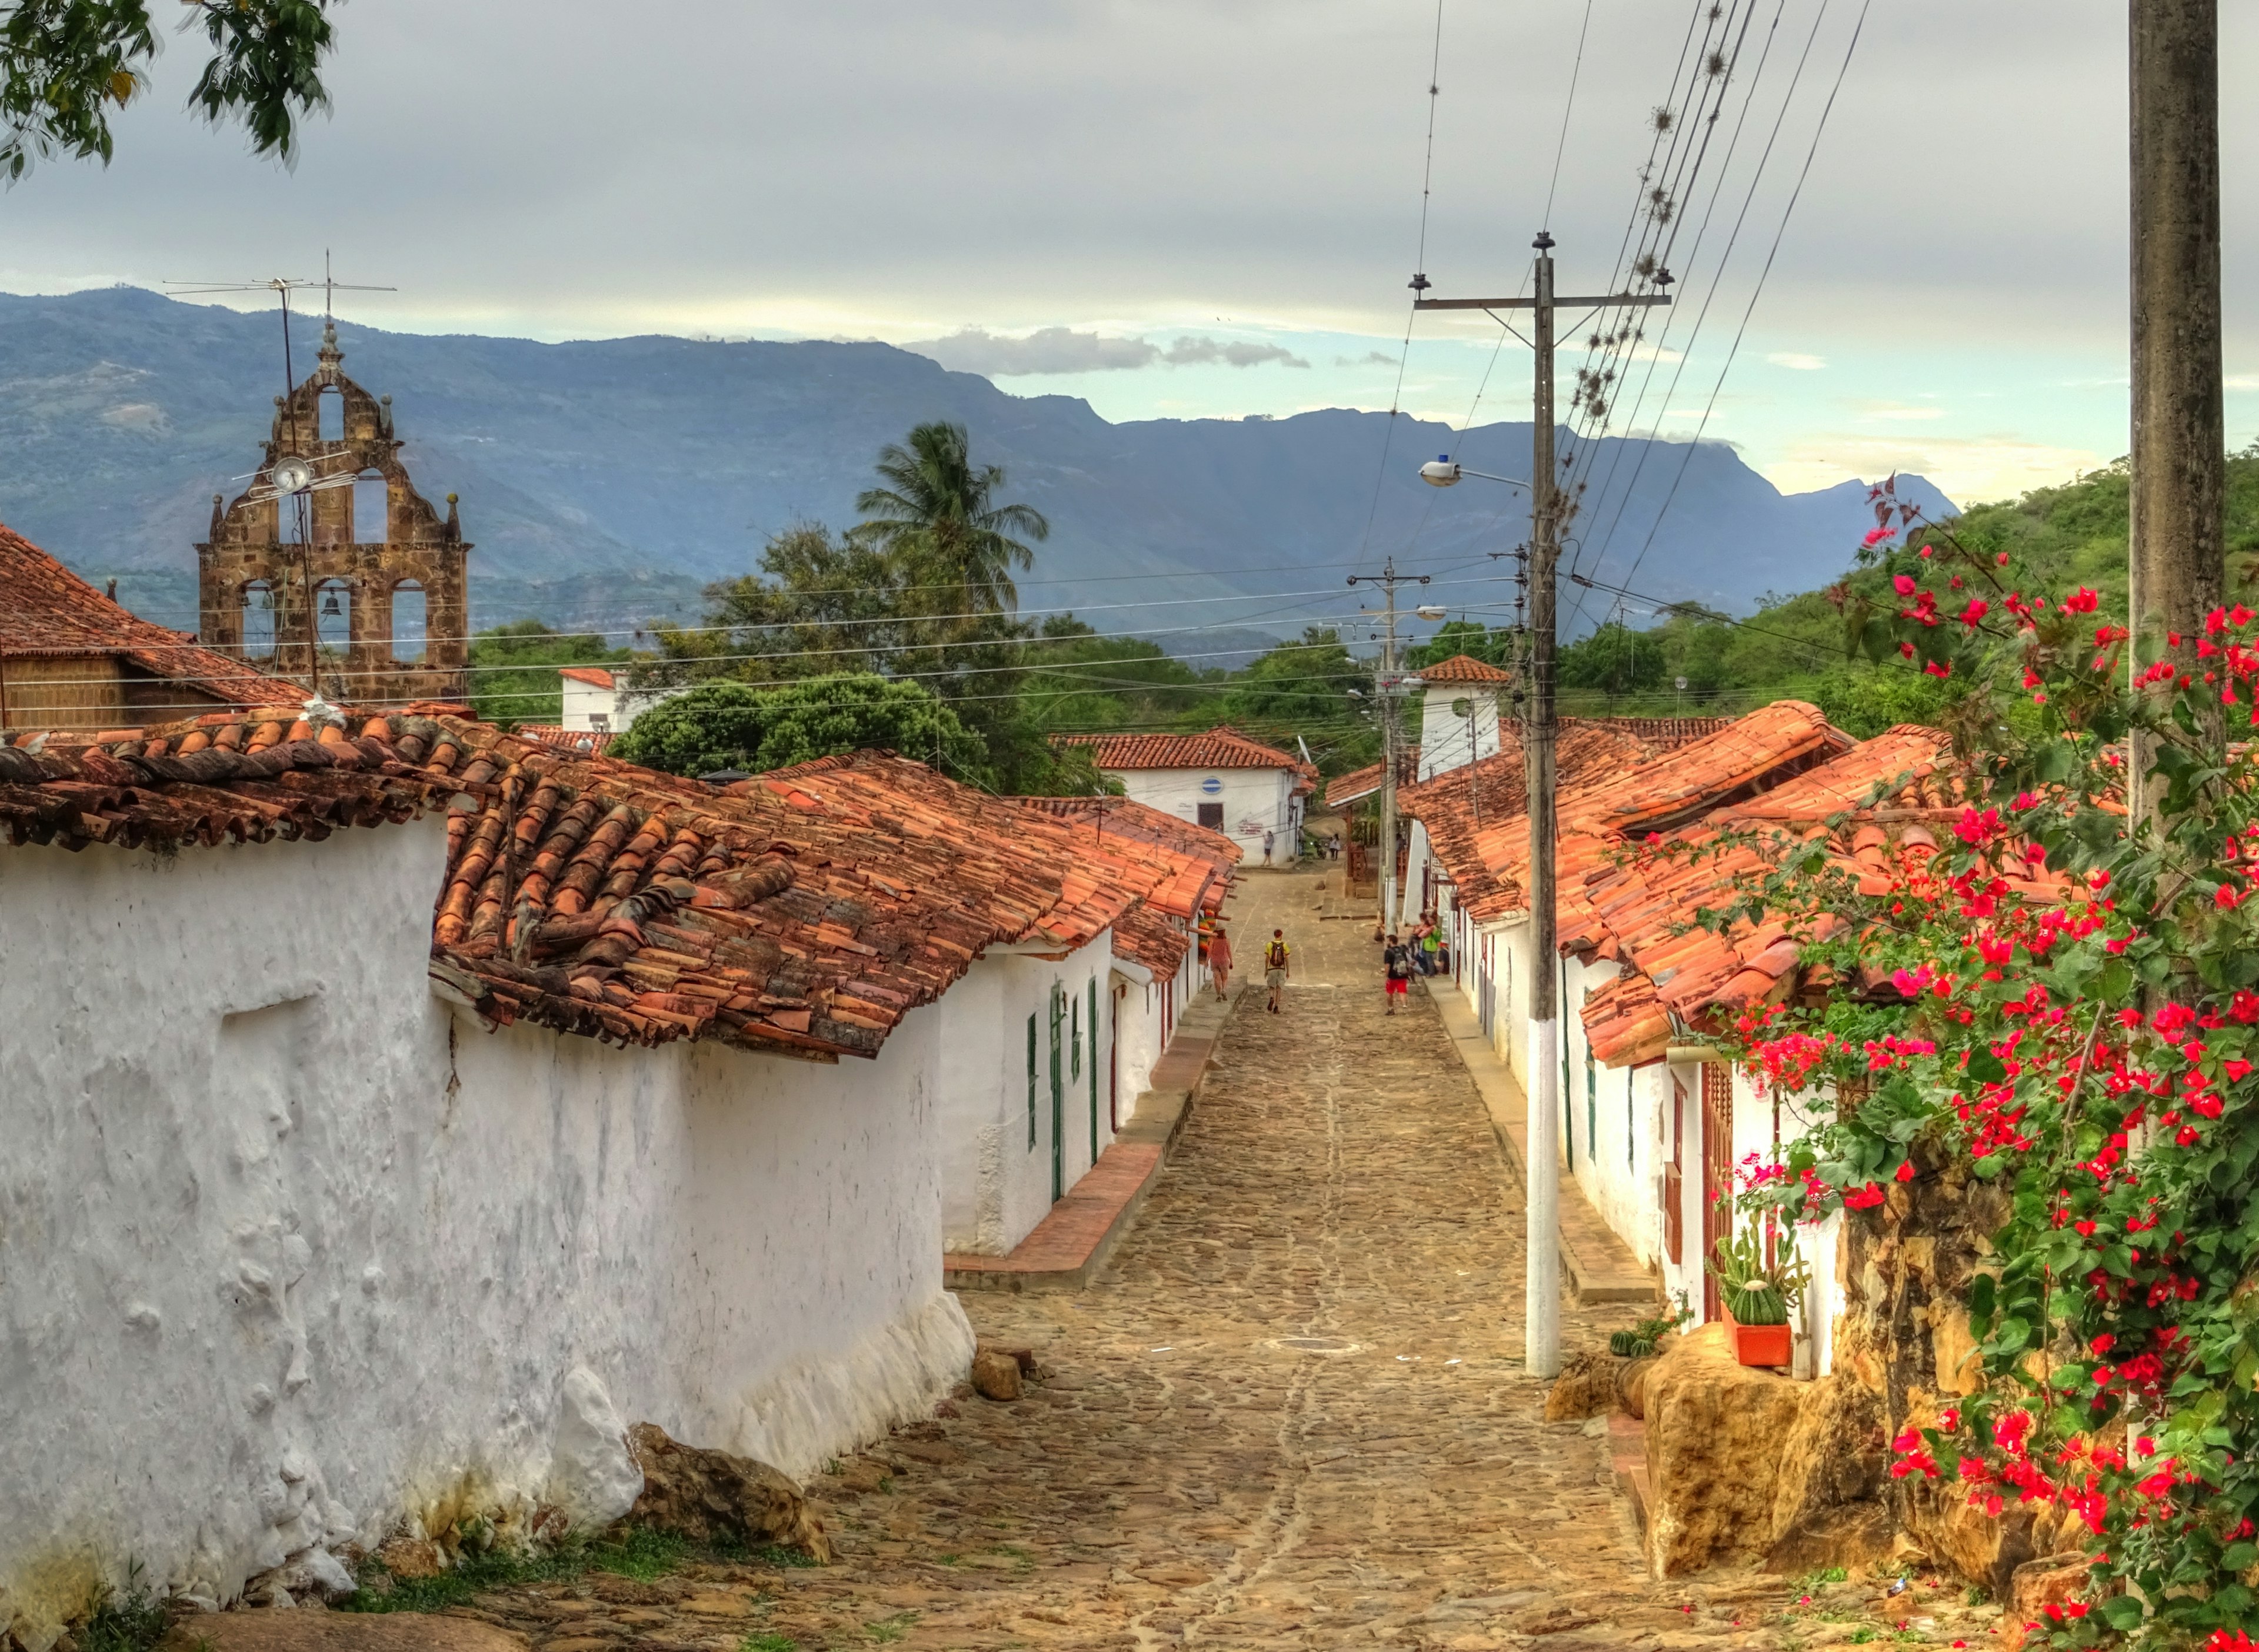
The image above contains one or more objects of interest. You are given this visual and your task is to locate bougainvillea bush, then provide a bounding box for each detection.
[1678,501,2259,1648]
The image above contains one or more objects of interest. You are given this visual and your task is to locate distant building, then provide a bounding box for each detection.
[0,521,287,731]
[1055,726,1312,866]
[196,321,471,709]
[1412,653,1513,780]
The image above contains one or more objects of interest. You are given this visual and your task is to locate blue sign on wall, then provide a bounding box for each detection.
[1200,777,1223,794]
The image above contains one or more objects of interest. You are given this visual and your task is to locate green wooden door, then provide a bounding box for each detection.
[1088,976,1100,1162]
[1048,983,1065,1201]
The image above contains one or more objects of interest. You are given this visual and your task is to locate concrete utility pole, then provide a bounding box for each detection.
[1417,234,1669,1379]
[2130,0,2225,811]
[1350,557,1429,932]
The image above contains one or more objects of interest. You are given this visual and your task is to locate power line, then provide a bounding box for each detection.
[1608,0,1870,597]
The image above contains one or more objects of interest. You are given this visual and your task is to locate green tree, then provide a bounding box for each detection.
[850,421,1049,617]
[652,523,907,682]
[2,0,338,181]
[614,673,992,785]
[467,620,632,728]
[1218,627,1375,772]
[1406,618,1515,672]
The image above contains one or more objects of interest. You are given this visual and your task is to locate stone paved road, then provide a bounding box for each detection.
[459,867,1993,1651]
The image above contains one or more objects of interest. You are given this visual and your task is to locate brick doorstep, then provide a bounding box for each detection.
[1425,979,1660,1306]
[945,991,1237,1293]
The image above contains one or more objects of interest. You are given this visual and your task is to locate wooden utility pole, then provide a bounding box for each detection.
[2130,0,2225,805]
[1350,557,1429,932]
[1417,236,1668,1379]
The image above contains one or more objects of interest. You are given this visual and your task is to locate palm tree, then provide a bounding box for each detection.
[851,421,1049,615]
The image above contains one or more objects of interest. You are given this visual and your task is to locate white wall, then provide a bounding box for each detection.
[1110,767,1297,865]
[560,674,617,732]
[937,934,1118,1255]
[0,824,969,1639]
[1415,690,1502,781]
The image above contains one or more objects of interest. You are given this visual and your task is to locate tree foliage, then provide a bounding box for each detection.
[1686,491,2259,1646]
[1,0,337,181]
[613,673,991,785]
[467,619,631,728]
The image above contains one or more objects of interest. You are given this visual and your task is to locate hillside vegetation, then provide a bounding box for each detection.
[1529,448,2259,737]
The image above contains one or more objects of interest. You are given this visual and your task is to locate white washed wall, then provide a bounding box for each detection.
[1109,768,1297,865]
[0,822,968,1637]
[937,934,1117,1255]
[1414,692,1502,781]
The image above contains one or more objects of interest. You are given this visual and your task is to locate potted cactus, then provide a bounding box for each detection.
[1707,1221,1808,1368]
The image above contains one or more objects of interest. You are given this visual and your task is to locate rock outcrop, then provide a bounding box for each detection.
[623,1424,832,1563]
[1642,1323,1809,1576]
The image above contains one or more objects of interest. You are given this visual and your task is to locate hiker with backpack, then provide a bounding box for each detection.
[1263,929,1291,1014]
[1382,932,1414,1014]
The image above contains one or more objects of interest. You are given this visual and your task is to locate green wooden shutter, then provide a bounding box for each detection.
[1026,1011,1037,1148]
[1088,975,1100,1161]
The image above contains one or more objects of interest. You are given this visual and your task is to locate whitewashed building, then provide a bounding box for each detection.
[1399,702,1918,1364]
[0,711,1209,1641]
[1058,727,1312,867]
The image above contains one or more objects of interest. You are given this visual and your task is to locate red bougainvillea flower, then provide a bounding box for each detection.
[1844,1181,1887,1209]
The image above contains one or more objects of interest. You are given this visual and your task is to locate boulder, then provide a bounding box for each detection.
[1543,1348,1621,1422]
[1642,1323,1808,1576]
[1768,1373,1888,1553]
[160,1615,528,1650]
[547,1368,644,1531]
[1616,1355,1657,1420]
[1766,1501,1897,1575]
[969,1350,1022,1402]
[623,1423,832,1563]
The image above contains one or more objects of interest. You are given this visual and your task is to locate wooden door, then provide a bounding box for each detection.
[1664,1075,1686,1265]
[1701,1061,1734,1320]
[1109,984,1123,1133]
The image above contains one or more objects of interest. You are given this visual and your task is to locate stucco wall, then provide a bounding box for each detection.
[1414,693,1502,781]
[936,935,1117,1255]
[0,822,968,1636]
[1111,768,1296,864]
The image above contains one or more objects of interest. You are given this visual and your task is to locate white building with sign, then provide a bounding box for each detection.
[1057,727,1312,866]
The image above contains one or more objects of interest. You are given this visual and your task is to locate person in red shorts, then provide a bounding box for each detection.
[1382,931,1412,1014]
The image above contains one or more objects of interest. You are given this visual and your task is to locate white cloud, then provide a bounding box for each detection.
[2227,374,2259,392]
[1767,352,1827,371]
[1762,435,2107,509]
[1863,403,1948,422]
[905,327,1158,375]
[903,326,1308,376]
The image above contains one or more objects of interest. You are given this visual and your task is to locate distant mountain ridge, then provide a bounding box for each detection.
[0,287,1955,645]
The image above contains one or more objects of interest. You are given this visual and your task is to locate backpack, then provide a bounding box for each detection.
[1266,940,1289,969]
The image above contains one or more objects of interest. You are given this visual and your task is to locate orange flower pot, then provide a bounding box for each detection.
[1722,1302,1792,1368]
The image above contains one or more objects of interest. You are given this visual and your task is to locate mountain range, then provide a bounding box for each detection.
[0,287,1954,653]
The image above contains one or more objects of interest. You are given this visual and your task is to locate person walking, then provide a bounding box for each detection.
[1263,928,1291,1014]
[1208,922,1234,1000]
[1382,931,1412,1015]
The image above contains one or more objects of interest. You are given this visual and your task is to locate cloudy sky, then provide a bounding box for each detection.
[4,0,2254,507]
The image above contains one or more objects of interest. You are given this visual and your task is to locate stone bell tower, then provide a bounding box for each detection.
[196,321,471,707]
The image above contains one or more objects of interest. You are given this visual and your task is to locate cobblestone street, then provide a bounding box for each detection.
[462,867,1954,1651]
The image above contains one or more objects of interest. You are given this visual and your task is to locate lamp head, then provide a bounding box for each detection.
[1420,457,1461,487]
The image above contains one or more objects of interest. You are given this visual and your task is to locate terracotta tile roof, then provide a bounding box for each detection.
[1570,724,2014,1067]
[558,667,615,689]
[16,712,1226,1063]
[0,522,290,716]
[0,713,459,850]
[1324,749,1419,811]
[1417,653,1514,685]
[1398,719,1662,919]
[517,724,618,757]
[1577,715,1732,750]
[1018,795,1244,875]
[1056,725,1302,772]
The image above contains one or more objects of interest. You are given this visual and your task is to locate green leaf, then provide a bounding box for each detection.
[1967,1050,2008,1085]
[2099,1596,2145,1631]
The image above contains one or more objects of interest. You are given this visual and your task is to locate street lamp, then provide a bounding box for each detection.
[1421,455,1533,491]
